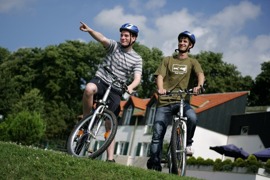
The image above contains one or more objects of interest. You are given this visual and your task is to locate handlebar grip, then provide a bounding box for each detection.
[199,85,205,94]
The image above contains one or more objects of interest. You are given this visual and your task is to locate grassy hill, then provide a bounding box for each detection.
[0,141,200,180]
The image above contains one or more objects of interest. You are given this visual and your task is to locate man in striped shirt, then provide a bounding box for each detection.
[79,22,142,162]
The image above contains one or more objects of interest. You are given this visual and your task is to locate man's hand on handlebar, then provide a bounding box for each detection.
[157,89,167,95]
[193,85,205,95]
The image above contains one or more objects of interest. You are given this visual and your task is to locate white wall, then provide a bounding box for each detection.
[114,125,264,164]
[228,135,265,154]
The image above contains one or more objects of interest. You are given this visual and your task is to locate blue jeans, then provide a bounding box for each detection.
[148,102,198,164]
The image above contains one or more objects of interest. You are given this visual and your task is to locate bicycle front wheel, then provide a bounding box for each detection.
[170,120,186,176]
[67,109,118,159]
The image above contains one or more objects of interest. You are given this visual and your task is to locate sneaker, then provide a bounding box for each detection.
[147,158,162,171]
[106,159,116,163]
[186,146,194,156]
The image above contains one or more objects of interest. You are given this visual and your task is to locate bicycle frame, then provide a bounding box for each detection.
[166,89,198,176]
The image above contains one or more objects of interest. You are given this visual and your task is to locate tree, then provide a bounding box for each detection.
[133,43,163,98]
[192,51,253,94]
[249,61,270,105]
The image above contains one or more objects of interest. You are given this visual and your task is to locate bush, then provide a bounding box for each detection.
[187,156,197,165]
[246,155,261,173]
[221,159,233,172]
[5,110,45,145]
[265,159,270,173]
[196,157,205,165]
[234,157,247,167]
[213,158,222,171]
[204,158,214,166]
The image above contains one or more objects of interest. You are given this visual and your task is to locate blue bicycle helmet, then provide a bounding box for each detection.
[178,31,196,47]
[120,23,139,37]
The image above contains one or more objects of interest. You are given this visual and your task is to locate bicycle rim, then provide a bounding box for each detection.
[67,109,118,159]
[171,120,187,176]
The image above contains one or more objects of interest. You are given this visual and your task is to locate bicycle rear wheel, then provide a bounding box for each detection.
[170,120,187,176]
[67,109,118,159]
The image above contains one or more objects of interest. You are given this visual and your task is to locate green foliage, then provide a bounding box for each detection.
[221,159,233,172]
[249,61,270,105]
[196,157,205,165]
[265,159,270,173]
[246,155,261,173]
[204,158,214,166]
[0,141,197,180]
[133,43,163,98]
[233,157,247,167]
[12,88,45,114]
[3,111,45,145]
[187,156,197,165]
[213,158,222,171]
[192,51,254,94]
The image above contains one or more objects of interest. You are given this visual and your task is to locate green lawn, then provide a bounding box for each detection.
[0,141,200,180]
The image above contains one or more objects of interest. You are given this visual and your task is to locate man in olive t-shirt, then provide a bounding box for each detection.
[147,31,205,171]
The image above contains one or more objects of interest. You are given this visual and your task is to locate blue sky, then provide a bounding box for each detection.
[0,0,270,79]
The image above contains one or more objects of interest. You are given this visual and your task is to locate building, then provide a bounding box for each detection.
[99,91,269,168]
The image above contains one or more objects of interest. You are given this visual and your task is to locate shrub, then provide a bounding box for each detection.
[204,158,214,166]
[246,155,261,173]
[187,156,197,165]
[213,158,222,171]
[221,159,233,172]
[5,110,45,145]
[196,157,205,165]
[234,157,247,167]
[265,159,270,173]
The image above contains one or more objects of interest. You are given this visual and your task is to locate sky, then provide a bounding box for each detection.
[1,0,270,79]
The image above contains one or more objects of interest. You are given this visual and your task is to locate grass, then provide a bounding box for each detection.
[0,141,201,180]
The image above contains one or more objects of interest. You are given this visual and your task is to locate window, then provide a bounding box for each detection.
[123,106,133,125]
[115,141,129,155]
[241,126,249,135]
[136,142,151,157]
[144,104,156,134]
[147,104,156,125]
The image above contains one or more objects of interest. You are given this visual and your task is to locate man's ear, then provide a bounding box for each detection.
[188,42,193,49]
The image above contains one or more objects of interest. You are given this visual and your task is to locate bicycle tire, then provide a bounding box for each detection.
[166,144,173,173]
[67,109,118,159]
[170,120,187,176]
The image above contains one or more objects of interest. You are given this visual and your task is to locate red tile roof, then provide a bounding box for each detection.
[192,91,248,113]
[120,91,249,116]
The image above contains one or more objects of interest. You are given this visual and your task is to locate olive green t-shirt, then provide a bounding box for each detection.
[154,56,203,107]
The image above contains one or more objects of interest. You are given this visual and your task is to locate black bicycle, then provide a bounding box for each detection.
[67,66,127,159]
[164,88,203,176]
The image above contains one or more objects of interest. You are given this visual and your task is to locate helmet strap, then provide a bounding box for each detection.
[175,47,190,53]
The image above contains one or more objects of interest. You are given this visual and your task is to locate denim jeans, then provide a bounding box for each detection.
[148,102,198,164]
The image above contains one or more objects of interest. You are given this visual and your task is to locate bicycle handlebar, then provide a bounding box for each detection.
[163,85,205,96]
[103,66,129,93]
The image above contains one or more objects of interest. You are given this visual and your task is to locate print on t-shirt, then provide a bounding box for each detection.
[172,64,187,74]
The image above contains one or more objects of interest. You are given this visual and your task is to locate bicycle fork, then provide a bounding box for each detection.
[87,105,105,139]
[175,117,187,154]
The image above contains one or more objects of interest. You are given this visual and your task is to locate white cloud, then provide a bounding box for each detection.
[208,1,260,32]
[94,6,147,32]
[0,0,36,13]
[145,0,166,10]
[128,0,166,12]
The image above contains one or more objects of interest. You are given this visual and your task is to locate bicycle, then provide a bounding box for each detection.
[67,66,128,159]
[163,88,203,176]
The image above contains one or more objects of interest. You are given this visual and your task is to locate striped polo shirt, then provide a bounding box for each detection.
[95,39,142,91]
